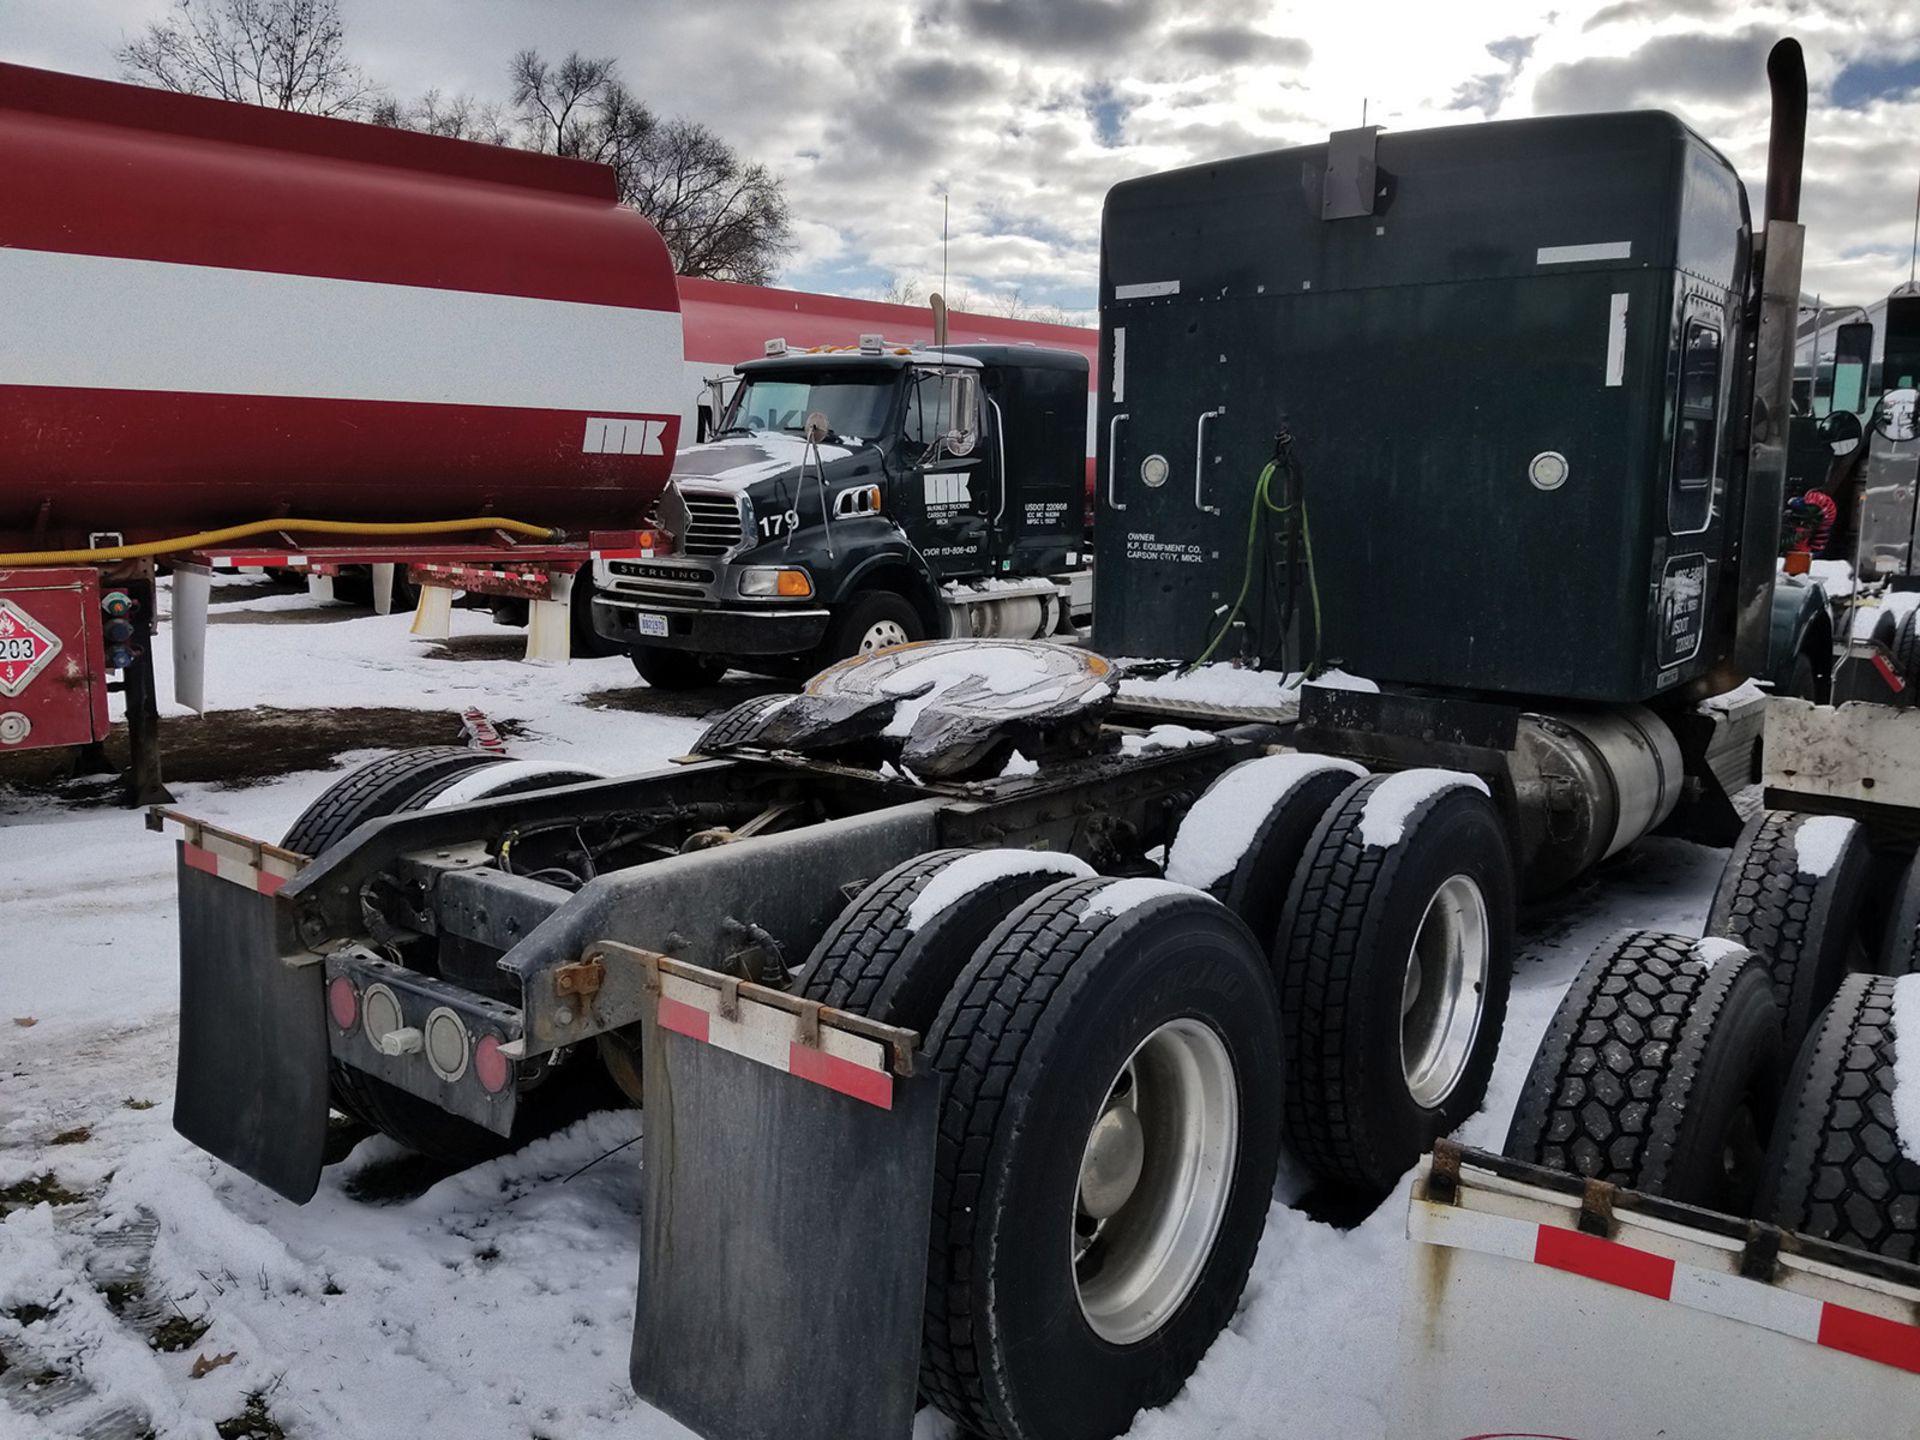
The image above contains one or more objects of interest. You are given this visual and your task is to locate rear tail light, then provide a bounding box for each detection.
[473,1034,511,1094]
[423,1008,470,1082]
[327,976,358,1029]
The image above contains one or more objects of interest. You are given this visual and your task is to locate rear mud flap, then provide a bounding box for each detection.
[173,855,330,1202]
[629,955,937,1440]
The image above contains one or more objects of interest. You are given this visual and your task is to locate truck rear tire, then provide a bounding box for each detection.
[800,848,1092,1029]
[1504,930,1781,1212]
[1274,772,1515,1194]
[1705,809,1871,1052]
[631,646,726,690]
[329,1050,611,1168]
[283,746,505,858]
[920,878,1282,1440]
[1757,973,1920,1261]
[825,589,923,663]
[1881,856,1920,974]
[1894,608,1920,681]
[1164,754,1364,951]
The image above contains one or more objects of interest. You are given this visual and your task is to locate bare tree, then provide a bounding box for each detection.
[368,89,514,144]
[118,0,374,117]
[504,50,791,284]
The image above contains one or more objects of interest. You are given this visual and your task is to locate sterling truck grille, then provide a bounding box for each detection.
[677,491,745,557]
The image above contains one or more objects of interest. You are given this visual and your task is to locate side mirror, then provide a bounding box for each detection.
[1821,408,1863,457]
[942,372,980,457]
[1875,387,1919,443]
[1832,321,1874,416]
[704,376,735,439]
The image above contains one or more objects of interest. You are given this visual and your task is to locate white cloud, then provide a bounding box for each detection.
[3,0,1916,305]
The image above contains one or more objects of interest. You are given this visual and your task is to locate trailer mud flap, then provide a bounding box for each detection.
[173,855,329,1203]
[628,954,936,1440]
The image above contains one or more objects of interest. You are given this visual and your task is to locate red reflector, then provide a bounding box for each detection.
[473,1034,511,1093]
[327,976,357,1030]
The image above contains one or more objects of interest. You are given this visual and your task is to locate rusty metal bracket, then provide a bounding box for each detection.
[1740,1219,1783,1283]
[795,997,824,1050]
[147,806,310,867]
[554,955,606,999]
[1426,1138,1462,1205]
[1578,1176,1618,1238]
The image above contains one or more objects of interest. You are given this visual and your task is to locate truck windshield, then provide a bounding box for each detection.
[724,373,897,444]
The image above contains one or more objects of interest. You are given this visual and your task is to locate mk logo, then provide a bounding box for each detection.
[582,417,668,456]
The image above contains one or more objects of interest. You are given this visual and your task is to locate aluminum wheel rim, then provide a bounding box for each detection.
[860,619,910,653]
[1400,874,1489,1108]
[1073,1018,1240,1345]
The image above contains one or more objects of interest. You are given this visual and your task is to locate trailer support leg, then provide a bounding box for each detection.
[126,577,173,807]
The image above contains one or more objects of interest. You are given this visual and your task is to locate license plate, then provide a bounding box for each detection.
[636,612,670,638]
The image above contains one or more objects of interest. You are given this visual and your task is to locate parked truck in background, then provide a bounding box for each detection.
[592,334,1093,687]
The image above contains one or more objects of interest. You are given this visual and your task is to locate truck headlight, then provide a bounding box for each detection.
[739,567,813,597]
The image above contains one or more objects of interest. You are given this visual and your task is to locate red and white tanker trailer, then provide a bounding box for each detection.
[0,62,1095,801]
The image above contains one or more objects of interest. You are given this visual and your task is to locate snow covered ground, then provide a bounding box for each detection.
[1,590,1730,1440]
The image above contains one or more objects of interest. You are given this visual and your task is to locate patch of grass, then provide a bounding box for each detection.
[473,1244,501,1265]
[48,1127,91,1146]
[103,1280,146,1314]
[7,1302,54,1326]
[0,1172,85,1215]
[321,1278,343,1296]
[151,1313,211,1353]
[216,1393,286,1440]
[124,1098,157,1112]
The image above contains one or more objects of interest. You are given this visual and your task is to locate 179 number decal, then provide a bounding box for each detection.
[757,510,800,539]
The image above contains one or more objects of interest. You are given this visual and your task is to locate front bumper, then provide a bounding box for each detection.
[593,593,832,656]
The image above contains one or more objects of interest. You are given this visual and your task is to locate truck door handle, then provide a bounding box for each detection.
[1108,413,1129,511]
[1195,408,1224,514]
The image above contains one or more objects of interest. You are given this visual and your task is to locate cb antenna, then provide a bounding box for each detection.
[942,190,950,306]
[1909,165,1919,286]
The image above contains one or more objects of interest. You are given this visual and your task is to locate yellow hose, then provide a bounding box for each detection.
[0,516,566,567]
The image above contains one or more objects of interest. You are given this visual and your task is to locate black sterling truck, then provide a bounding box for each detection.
[590,337,1090,686]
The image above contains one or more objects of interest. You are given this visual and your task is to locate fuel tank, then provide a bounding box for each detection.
[0,64,684,551]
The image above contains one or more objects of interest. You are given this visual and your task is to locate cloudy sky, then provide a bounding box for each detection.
[6,0,1919,318]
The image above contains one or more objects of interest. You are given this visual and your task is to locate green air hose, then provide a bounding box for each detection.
[1187,455,1324,675]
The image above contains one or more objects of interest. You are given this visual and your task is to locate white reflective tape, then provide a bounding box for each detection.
[1111,326,1127,404]
[1114,279,1180,299]
[1606,293,1629,387]
[1407,1200,1539,1263]
[1670,1261,1823,1343]
[1538,241,1634,265]
[2,248,685,415]
[657,971,890,1079]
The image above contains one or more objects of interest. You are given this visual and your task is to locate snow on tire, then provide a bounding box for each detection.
[1504,930,1782,1212]
[1758,973,1920,1261]
[1164,752,1365,950]
[1705,808,1871,1051]
[920,877,1281,1440]
[799,847,1092,1029]
[1274,769,1515,1194]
